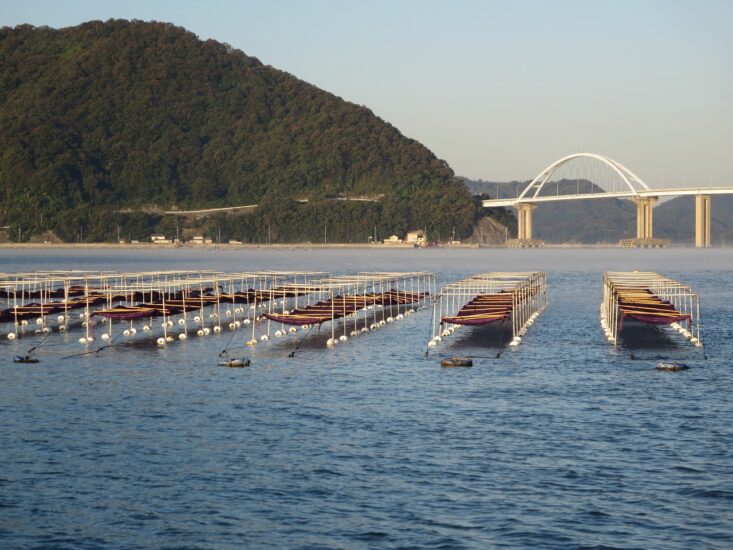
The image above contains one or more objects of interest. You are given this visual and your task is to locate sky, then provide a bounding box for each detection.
[2,0,731,185]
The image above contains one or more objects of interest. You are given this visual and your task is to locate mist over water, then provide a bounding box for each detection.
[1,248,732,548]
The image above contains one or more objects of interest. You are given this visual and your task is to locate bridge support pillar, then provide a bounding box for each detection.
[634,196,657,239]
[695,194,711,248]
[516,203,536,240]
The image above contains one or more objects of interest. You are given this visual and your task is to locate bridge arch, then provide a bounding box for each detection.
[517,152,650,201]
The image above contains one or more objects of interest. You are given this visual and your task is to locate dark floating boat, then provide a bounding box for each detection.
[13,355,40,364]
[656,361,690,371]
[441,357,473,368]
[218,358,250,368]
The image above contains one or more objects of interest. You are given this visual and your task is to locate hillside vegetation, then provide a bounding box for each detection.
[0,20,486,243]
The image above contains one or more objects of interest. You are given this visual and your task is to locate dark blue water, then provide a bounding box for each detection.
[1,248,732,548]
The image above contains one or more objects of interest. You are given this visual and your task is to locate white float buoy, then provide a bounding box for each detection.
[57,315,65,322]
[428,340,437,348]
[260,334,269,341]
[7,332,17,340]
[197,329,204,336]
[289,327,297,333]
[243,319,251,325]
[213,326,221,333]
[350,330,359,337]
[79,337,88,344]
[157,337,166,346]
[59,325,66,332]
[123,329,131,336]
[228,323,236,330]
[179,333,187,340]
[130,328,137,335]
[101,333,110,340]
[178,319,186,326]
[203,327,211,335]
[275,330,284,337]
[143,325,151,332]
[326,338,336,347]
[166,336,174,342]
[194,315,201,323]
[339,335,348,342]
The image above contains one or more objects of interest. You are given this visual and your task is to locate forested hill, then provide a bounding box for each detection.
[0,20,483,243]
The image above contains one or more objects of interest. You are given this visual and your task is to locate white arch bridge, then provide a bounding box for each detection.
[481,153,733,247]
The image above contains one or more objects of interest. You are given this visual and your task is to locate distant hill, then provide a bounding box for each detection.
[0,20,487,243]
[463,178,733,244]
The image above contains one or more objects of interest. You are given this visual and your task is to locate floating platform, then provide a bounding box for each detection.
[618,238,670,248]
[429,272,548,348]
[601,271,702,347]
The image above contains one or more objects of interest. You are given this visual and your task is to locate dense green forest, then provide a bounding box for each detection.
[0,20,490,243]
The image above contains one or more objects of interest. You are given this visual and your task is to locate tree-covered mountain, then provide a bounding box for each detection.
[0,20,488,243]
[464,178,733,244]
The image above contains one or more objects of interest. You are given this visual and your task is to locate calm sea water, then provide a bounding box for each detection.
[1,247,732,549]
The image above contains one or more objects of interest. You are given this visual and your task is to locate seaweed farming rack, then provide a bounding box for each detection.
[428,272,548,348]
[0,270,434,351]
[0,270,327,345]
[601,271,702,347]
[261,271,435,347]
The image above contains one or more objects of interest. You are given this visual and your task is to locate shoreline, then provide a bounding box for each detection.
[0,242,713,250]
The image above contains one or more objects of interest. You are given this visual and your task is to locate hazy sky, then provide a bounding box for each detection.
[3,0,731,185]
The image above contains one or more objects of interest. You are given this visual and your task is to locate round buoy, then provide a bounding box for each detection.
[396,314,404,320]
[379,320,386,327]
[81,321,88,328]
[428,340,436,348]
[194,316,201,323]
[387,317,394,323]
[143,325,151,332]
[260,334,269,341]
[197,329,204,336]
[157,337,166,346]
[243,319,251,325]
[228,322,236,330]
[225,310,232,317]
[326,338,336,347]
[167,320,174,328]
[213,326,222,333]
[130,328,137,335]
[101,333,110,340]
[361,327,369,333]
[203,327,211,335]
[123,329,131,336]
[275,330,283,337]
[289,327,297,333]
[370,323,378,330]
[34,329,42,335]
[441,357,473,368]
[339,335,348,342]
[58,315,65,323]
[166,336,174,342]
[246,339,257,346]
[178,319,186,326]
[59,326,66,332]
[441,330,450,337]
[42,327,51,334]
[21,320,29,326]
[179,333,187,340]
[433,336,442,343]
[7,332,17,340]
[79,337,88,344]
[234,321,242,328]
[350,330,359,337]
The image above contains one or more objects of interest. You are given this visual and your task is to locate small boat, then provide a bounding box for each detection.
[218,358,250,368]
[441,356,473,368]
[656,361,689,371]
[13,355,40,364]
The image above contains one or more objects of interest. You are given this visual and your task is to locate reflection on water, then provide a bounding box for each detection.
[1,247,732,548]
